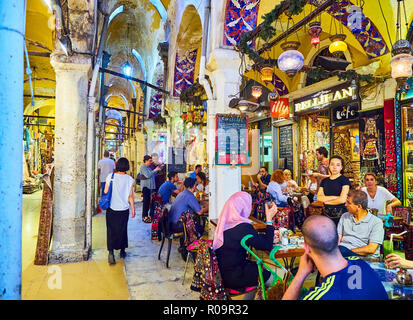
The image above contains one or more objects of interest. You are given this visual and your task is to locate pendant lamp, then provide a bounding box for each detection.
[329,34,348,57]
[308,21,322,48]
[278,41,304,77]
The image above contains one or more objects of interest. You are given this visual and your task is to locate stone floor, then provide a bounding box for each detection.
[22,191,313,300]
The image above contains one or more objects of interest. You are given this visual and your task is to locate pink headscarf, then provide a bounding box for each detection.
[212,192,252,250]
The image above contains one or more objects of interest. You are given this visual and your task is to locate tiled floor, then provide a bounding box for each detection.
[22,191,129,300]
[22,191,311,300]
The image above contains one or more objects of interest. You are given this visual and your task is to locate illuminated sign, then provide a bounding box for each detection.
[332,104,359,122]
[294,83,358,114]
[271,98,290,117]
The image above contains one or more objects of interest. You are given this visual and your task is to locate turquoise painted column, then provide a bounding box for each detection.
[0,0,25,299]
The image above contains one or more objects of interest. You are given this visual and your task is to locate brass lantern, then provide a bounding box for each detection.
[308,21,322,48]
[260,66,273,82]
[251,85,263,99]
[278,41,304,77]
[329,34,348,57]
[391,39,413,90]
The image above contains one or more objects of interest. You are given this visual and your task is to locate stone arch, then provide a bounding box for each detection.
[298,39,353,88]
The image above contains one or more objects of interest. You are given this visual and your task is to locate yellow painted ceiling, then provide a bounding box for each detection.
[244,0,413,92]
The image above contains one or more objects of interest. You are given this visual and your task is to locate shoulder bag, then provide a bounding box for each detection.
[99,173,114,210]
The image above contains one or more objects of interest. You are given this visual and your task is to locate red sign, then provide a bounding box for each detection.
[271,98,290,117]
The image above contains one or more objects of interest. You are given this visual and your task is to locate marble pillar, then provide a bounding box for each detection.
[49,54,92,263]
[206,48,242,220]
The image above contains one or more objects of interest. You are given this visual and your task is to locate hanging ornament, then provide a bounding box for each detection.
[347,5,364,34]
[278,41,304,78]
[268,91,279,102]
[308,21,322,48]
[329,34,348,57]
[391,39,413,91]
[260,65,274,82]
[251,85,263,99]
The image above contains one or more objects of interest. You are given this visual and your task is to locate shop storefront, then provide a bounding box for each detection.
[22,118,55,193]
[250,118,273,173]
[294,82,360,186]
[398,77,413,207]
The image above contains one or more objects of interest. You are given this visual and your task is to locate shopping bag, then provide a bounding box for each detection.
[98,173,114,210]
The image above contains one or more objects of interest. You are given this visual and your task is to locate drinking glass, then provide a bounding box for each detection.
[383,240,394,259]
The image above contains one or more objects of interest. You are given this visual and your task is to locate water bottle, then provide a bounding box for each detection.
[282,232,289,246]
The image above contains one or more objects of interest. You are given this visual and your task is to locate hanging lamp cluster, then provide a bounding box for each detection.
[236,0,374,95]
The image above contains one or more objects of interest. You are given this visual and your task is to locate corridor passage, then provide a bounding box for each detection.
[22,192,198,300]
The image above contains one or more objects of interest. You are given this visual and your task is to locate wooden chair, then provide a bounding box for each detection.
[157,208,186,268]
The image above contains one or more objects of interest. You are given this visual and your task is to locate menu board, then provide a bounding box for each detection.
[278,125,293,170]
[215,114,249,165]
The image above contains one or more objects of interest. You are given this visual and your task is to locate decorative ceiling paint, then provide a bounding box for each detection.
[224,0,389,59]
[309,0,389,58]
[224,0,260,46]
[272,73,289,96]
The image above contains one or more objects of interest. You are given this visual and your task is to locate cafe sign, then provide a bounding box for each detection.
[294,83,358,114]
[332,104,359,122]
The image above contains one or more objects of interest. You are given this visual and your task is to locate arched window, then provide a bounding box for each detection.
[305,47,348,87]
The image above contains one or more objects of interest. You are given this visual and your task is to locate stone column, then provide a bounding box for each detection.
[49,54,91,263]
[206,48,242,220]
[0,0,25,299]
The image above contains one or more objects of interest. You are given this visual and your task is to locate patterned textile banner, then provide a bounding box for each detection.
[149,77,163,119]
[384,99,397,194]
[224,0,260,46]
[173,48,198,97]
[359,108,386,187]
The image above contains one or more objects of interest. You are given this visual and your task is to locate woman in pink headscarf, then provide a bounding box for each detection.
[213,192,277,295]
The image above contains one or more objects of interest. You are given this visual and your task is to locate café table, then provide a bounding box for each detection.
[209,216,267,230]
[364,259,413,300]
[271,244,305,271]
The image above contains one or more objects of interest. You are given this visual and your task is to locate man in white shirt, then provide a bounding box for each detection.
[98,150,116,196]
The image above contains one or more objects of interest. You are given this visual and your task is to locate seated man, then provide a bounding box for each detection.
[251,166,270,192]
[189,164,202,179]
[282,215,388,300]
[338,190,384,258]
[158,171,183,205]
[168,177,208,234]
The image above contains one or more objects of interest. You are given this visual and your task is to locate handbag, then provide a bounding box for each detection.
[99,173,114,210]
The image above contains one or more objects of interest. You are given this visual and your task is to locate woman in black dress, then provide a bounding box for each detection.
[213,192,277,299]
[317,155,350,225]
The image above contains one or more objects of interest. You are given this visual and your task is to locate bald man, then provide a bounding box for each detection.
[282,216,387,300]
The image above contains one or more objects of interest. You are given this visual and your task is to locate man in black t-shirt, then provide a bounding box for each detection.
[253,166,270,191]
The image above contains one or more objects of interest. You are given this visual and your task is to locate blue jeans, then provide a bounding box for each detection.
[277,201,287,207]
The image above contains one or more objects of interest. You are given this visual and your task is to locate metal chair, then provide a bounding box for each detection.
[157,208,186,268]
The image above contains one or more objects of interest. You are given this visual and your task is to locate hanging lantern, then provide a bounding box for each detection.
[391,39,413,90]
[308,21,322,48]
[268,91,279,102]
[251,85,263,99]
[347,5,364,34]
[260,66,273,82]
[329,34,348,57]
[278,41,304,78]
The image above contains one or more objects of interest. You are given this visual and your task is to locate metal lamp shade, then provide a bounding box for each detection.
[251,85,263,99]
[329,34,348,57]
[261,66,273,82]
